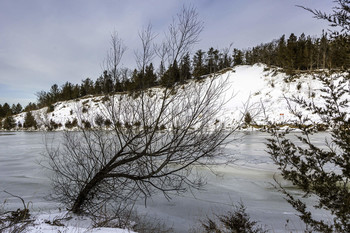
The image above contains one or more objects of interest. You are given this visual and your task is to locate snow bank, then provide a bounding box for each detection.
[25,211,136,233]
[9,64,350,130]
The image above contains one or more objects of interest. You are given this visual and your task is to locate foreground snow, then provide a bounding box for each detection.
[15,211,136,233]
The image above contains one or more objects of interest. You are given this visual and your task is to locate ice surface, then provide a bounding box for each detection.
[0,132,333,232]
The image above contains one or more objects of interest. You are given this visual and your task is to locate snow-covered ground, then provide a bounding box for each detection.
[26,211,135,233]
[8,64,348,131]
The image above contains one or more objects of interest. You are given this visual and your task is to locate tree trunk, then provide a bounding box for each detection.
[71,171,106,213]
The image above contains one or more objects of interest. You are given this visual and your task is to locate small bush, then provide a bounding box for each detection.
[65,120,73,129]
[296,82,302,90]
[82,107,88,113]
[124,122,131,129]
[104,119,112,127]
[95,115,105,127]
[82,120,91,129]
[50,119,60,130]
[65,118,78,129]
[0,191,33,232]
[244,112,253,125]
[200,203,267,233]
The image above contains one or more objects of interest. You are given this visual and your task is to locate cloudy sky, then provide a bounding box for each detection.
[0,0,334,106]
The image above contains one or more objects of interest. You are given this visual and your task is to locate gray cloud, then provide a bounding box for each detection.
[0,0,333,106]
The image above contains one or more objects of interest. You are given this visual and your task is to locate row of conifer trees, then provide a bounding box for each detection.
[1,31,349,118]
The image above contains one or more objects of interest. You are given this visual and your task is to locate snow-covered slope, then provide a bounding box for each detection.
[9,64,349,130]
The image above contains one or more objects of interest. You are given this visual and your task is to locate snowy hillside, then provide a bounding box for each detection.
[9,64,349,131]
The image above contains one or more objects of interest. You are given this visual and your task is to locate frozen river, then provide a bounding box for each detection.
[0,131,330,232]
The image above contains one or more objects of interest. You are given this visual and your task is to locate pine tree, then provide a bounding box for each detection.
[23,111,37,129]
[15,103,23,114]
[131,69,142,90]
[2,103,11,117]
[286,33,298,71]
[192,49,207,78]
[144,63,157,88]
[179,53,192,83]
[277,35,287,68]
[296,33,307,70]
[80,78,94,96]
[24,102,38,112]
[268,2,350,232]
[329,35,350,69]
[305,36,315,70]
[11,103,23,115]
[218,48,232,69]
[102,71,114,94]
[3,116,15,130]
[49,84,60,103]
[206,47,219,73]
[160,62,180,87]
[158,61,165,80]
[232,49,243,66]
[319,31,329,69]
[0,104,4,119]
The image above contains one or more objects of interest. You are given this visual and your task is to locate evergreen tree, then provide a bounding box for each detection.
[319,31,329,69]
[160,62,180,87]
[130,69,142,90]
[277,35,287,68]
[158,61,166,80]
[267,73,350,232]
[206,47,219,73]
[49,84,60,103]
[286,33,298,71]
[329,35,350,69]
[192,49,207,78]
[218,48,233,69]
[2,103,11,117]
[94,77,104,94]
[144,63,157,88]
[61,82,75,101]
[23,111,37,129]
[305,36,315,70]
[179,53,192,83]
[296,33,307,70]
[15,103,23,114]
[268,2,350,232]
[102,71,114,94]
[80,78,94,97]
[24,102,38,112]
[0,104,3,118]
[11,103,23,115]
[3,116,15,130]
[233,49,244,66]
